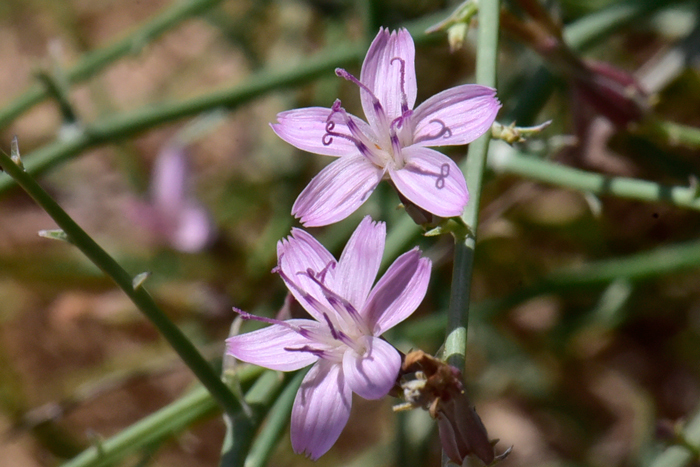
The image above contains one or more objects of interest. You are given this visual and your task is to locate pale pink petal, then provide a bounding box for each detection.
[411,85,501,147]
[333,216,385,309]
[225,320,324,371]
[127,199,165,239]
[277,229,337,322]
[152,146,187,213]
[292,155,383,227]
[389,146,468,218]
[271,107,369,157]
[363,248,431,335]
[342,336,401,400]
[360,28,417,125]
[291,360,352,460]
[170,202,213,252]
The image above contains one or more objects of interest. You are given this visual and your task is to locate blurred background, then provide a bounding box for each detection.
[0,0,699,466]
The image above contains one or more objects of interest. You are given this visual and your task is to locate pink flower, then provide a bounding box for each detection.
[129,145,214,252]
[272,27,501,227]
[226,216,431,459]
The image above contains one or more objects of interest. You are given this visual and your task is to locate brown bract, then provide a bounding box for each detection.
[394,350,498,466]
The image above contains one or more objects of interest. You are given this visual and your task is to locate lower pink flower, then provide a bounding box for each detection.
[226,216,431,459]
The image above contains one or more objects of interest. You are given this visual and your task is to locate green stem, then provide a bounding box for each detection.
[0,43,363,196]
[488,143,700,211]
[0,14,442,197]
[243,370,305,467]
[645,119,700,149]
[508,0,673,124]
[444,0,500,370]
[0,152,240,417]
[60,365,264,467]
[0,0,224,130]
[219,371,288,467]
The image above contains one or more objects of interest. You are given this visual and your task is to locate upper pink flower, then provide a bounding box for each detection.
[226,216,431,459]
[272,27,501,227]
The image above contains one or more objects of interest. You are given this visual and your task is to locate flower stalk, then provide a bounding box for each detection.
[444,0,501,371]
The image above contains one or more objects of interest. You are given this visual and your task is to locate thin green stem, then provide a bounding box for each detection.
[508,0,674,124]
[444,0,500,370]
[488,142,700,211]
[0,152,240,417]
[60,365,264,467]
[0,15,442,197]
[564,0,674,51]
[0,0,224,130]
[645,118,700,149]
[386,0,671,265]
[243,370,305,467]
[219,371,288,467]
[0,43,363,195]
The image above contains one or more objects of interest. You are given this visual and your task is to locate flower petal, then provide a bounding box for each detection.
[277,228,337,322]
[271,107,368,157]
[360,28,417,125]
[291,360,352,460]
[334,216,385,310]
[362,248,431,335]
[411,85,501,147]
[225,320,324,371]
[343,336,401,400]
[292,155,383,227]
[170,202,213,252]
[389,146,468,218]
[152,145,187,213]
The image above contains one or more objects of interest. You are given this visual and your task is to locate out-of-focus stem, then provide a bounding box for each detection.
[488,142,700,211]
[0,151,241,418]
[60,366,265,467]
[0,15,443,197]
[0,0,225,130]
[0,44,363,196]
[645,119,700,149]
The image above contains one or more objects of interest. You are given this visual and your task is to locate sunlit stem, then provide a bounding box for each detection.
[444,0,500,371]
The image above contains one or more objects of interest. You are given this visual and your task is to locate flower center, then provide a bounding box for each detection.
[328,66,413,169]
[270,261,371,361]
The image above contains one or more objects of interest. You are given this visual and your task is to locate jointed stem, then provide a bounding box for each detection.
[444,0,500,370]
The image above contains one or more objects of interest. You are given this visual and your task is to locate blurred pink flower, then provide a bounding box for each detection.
[272,27,501,227]
[226,216,431,459]
[130,145,214,252]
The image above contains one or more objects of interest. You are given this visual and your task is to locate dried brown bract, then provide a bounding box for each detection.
[394,350,506,466]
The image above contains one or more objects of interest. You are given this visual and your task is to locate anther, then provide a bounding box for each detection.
[414,119,453,144]
[390,57,409,113]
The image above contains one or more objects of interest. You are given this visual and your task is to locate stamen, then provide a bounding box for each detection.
[303,271,369,334]
[335,68,390,134]
[336,68,379,104]
[413,119,453,144]
[233,307,288,327]
[322,100,380,163]
[390,133,404,167]
[402,162,451,190]
[314,261,336,284]
[436,163,450,189]
[275,267,333,319]
[284,345,327,358]
[390,57,409,113]
[323,313,341,340]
